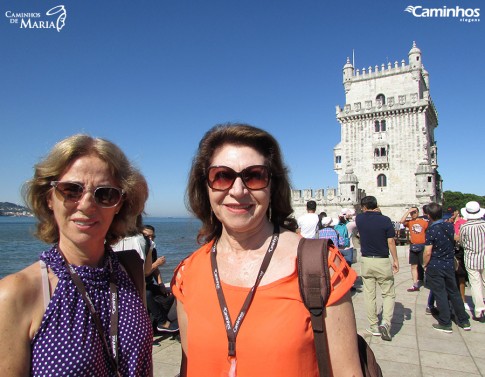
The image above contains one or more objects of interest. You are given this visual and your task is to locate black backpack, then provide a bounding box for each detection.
[297,238,383,377]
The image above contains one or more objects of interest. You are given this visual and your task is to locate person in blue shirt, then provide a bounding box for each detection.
[423,202,471,333]
[356,196,399,341]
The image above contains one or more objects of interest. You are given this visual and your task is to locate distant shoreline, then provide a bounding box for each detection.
[0,214,34,217]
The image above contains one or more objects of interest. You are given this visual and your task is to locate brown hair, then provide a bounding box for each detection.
[22,134,148,245]
[186,123,294,243]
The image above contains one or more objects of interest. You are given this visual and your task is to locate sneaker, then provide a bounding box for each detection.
[432,323,452,333]
[378,323,392,341]
[366,326,381,336]
[458,321,471,331]
[473,310,485,322]
[157,321,179,333]
[407,286,420,292]
[426,306,439,316]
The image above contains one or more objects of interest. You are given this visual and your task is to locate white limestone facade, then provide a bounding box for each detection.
[291,42,443,221]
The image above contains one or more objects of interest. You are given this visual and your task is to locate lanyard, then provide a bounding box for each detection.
[210,224,279,375]
[60,248,121,377]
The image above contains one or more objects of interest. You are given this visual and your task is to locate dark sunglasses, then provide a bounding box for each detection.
[206,165,271,191]
[51,181,125,208]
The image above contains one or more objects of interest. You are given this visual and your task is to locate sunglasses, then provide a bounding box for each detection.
[206,165,270,191]
[51,181,125,208]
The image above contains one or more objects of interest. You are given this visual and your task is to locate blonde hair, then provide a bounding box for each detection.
[23,134,148,244]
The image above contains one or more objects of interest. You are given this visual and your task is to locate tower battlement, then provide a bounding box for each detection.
[291,186,366,219]
[350,59,413,81]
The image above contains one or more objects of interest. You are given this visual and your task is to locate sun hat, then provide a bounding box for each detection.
[461,201,485,220]
[321,217,333,227]
[340,208,349,216]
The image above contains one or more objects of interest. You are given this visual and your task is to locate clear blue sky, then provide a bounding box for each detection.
[1,0,483,217]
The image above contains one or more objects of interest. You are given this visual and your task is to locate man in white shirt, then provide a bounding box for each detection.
[297,200,319,238]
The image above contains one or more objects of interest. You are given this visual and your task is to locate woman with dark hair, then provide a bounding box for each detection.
[0,134,153,376]
[172,123,361,377]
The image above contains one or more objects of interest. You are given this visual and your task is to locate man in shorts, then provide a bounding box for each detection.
[400,207,428,292]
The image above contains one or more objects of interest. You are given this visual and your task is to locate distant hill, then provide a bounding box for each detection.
[0,202,33,216]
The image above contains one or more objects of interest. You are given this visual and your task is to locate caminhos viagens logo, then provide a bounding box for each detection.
[5,4,67,31]
[405,5,480,22]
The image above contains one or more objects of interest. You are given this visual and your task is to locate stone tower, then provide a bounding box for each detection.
[334,42,442,219]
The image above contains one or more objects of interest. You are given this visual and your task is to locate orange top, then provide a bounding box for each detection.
[171,241,356,377]
[405,218,428,244]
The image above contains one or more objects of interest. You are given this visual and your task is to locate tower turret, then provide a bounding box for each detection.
[343,57,354,93]
[338,163,359,204]
[415,160,435,204]
[408,41,422,70]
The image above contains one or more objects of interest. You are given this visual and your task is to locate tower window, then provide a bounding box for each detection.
[428,176,432,182]
[351,185,355,192]
[335,155,342,164]
[380,147,387,156]
[374,120,387,132]
[374,148,380,157]
[376,94,386,105]
[377,174,387,187]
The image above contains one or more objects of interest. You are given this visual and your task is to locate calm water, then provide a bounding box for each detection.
[0,217,202,281]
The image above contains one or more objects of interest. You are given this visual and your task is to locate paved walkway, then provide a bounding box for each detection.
[151,246,485,376]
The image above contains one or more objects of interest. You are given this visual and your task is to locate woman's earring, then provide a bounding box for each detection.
[210,209,214,225]
[268,202,272,221]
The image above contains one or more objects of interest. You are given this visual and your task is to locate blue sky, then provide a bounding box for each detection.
[1,0,483,217]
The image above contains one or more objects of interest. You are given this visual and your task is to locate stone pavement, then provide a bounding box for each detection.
[151,246,485,376]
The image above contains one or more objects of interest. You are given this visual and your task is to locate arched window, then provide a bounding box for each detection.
[376,94,386,105]
[380,120,386,131]
[374,148,380,157]
[377,174,387,187]
[374,120,380,132]
[380,147,387,156]
[351,185,355,192]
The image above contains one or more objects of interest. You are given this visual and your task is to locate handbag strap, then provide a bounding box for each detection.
[297,238,331,377]
[117,249,147,307]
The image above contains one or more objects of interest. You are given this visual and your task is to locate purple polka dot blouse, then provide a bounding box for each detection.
[31,246,153,376]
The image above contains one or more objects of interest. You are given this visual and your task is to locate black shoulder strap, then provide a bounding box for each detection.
[297,238,331,377]
[117,249,147,307]
[143,235,152,258]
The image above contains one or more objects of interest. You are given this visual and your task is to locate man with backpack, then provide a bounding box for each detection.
[335,210,353,267]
